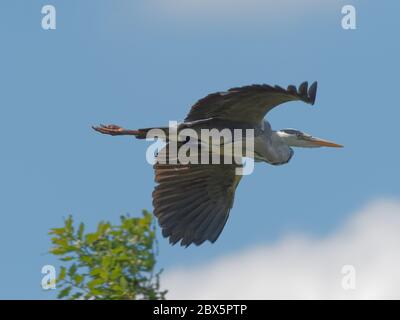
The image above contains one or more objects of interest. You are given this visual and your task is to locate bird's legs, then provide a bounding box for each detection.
[92,124,139,136]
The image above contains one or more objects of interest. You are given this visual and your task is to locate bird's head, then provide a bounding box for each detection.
[276,129,343,148]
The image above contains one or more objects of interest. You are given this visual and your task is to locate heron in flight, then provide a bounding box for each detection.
[93,81,342,247]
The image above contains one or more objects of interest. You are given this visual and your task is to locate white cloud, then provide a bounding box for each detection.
[151,0,330,12]
[146,0,340,22]
[163,200,400,299]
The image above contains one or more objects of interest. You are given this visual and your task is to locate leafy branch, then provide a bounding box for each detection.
[49,210,167,300]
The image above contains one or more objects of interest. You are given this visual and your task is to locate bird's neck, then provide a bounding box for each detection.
[257,131,293,165]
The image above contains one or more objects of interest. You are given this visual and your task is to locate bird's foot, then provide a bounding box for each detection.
[92,124,125,136]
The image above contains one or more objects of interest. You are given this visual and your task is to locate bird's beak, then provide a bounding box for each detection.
[306,136,344,148]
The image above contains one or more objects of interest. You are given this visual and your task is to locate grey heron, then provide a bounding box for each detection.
[93,81,342,247]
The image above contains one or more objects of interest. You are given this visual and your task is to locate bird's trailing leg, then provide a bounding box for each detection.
[92,124,139,136]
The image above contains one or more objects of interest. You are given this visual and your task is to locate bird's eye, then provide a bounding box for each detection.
[296,133,302,138]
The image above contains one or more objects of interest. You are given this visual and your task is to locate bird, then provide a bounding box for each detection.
[93,81,342,247]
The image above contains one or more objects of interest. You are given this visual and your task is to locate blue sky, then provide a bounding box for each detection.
[0,1,399,299]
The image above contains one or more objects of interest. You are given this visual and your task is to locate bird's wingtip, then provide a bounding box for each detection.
[308,81,318,105]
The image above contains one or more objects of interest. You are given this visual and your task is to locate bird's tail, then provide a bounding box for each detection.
[132,127,169,139]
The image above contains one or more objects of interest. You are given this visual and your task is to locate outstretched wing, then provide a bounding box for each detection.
[152,145,243,246]
[185,81,317,124]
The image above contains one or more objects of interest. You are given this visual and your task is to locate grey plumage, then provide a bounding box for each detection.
[151,82,317,246]
[153,145,242,246]
[184,81,317,124]
[93,80,342,247]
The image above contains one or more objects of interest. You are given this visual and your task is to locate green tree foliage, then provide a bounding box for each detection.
[49,210,167,300]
